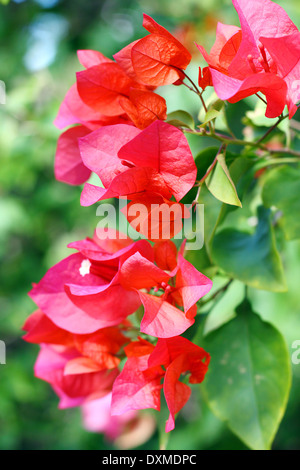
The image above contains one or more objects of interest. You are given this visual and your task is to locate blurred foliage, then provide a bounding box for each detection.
[0,0,299,450]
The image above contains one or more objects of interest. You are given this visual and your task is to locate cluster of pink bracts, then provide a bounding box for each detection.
[23,0,300,442]
[23,235,212,434]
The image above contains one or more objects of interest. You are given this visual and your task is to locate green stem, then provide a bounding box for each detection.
[197,143,226,186]
[199,279,233,306]
[256,113,287,145]
[179,69,212,132]
[183,128,300,158]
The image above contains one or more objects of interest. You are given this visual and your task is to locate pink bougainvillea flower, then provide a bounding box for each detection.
[119,88,167,130]
[82,392,137,439]
[111,338,163,416]
[115,14,192,86]
[54,83,129,187]
[82,393,157,448]
[54,49,167,185]
[54,125,92,185]
[197,0,300,118]
[76,50,167,125]
[111,336,210,432]
[54,90,124,133]
[76,62,140,117]
[79,120,197,206]
[54,52,127,131]
[34,344,118,408]
[118,240,213,338]
[117,120,196,202]
[29,229,153,334]
[259,33,300,118]
[23,310,126,408]
[198,66,213,91]
[123,192,191,241]
[197,22,242,76]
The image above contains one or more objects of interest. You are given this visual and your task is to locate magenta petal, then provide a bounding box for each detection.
[119,252,170,290]
[176,254,213,313]
[260,33,300,118]
[113,40,141,80]
[54,126,91,185]
[30,253,123,334]
[111,356,162,415]
[81,167,171,206]
[210,68,287,118]
[164,356,191,433]
[54,84,103,130]
[80,183,106,206]
[82,393,137,438]
[139,292,194,338]
[78,124,140,187]
[65,282,141,326]
[229,0,298,79]
[118,121,197,201]
[77,50,112,68]
[69,237,153,265]
[35,345,117,408]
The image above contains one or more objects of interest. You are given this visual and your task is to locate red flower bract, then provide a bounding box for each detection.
[111,336,210,432]
[23,310,126,408]
[54,46,168,186]
[115,14,192,87]
[118,241,213,338]
[197,0,300,118]
[79,121,196,240]
[28,230,153,334]
[28,234,212,339]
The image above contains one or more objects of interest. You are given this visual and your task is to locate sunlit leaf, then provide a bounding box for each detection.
[211,206,287,292]
[262,165,300,240]
[201,299,291,450]
[206,152,242,207]
[166,110,195,130]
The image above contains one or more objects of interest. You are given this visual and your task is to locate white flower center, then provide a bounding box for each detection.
[79,259,91,277]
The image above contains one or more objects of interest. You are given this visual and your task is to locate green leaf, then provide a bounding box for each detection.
[197,185,223,243]
[194,147,219,180]
[199,99,224,127]
[201,299,291,450]
[206,153,242,207]
[225,101,252,139]
[211,206,287,292]
[0,0,10,4]
[262,165,300,240]
[167,110,195,130]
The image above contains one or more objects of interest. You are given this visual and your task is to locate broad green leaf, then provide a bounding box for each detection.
[198,185,223,243]
[206,153,242,207]
[225,101,252,139]
[0,0,10,4]
[167,110,195,130]
[201,299,291,450]
[180,148,219,205]
[212,156,255,224]
[199,99,224,127]
[195,147,219,180]
[262,165,300,240]
[211,206,287,292]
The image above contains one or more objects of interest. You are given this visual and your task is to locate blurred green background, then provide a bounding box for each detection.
[0,0,299,450]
